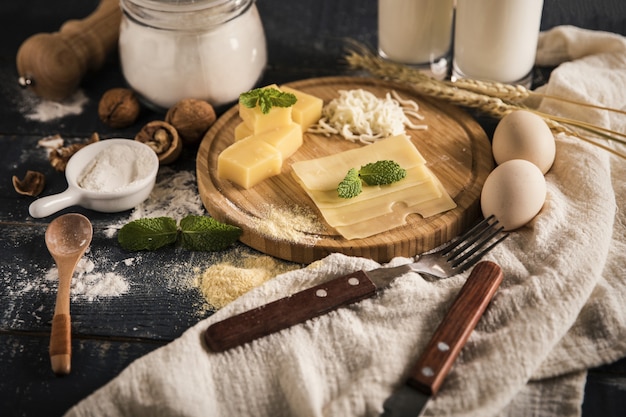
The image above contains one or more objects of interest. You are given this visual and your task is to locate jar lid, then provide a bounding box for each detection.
[121,0,253,30]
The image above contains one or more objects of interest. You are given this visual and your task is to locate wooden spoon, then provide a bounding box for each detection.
[45,213,93,375]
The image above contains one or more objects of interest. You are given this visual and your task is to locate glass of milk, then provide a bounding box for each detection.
[453,0,544,87]
[378,0,455,80]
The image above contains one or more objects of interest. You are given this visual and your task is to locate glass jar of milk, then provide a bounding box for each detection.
[119,0,267,111]
[453,0,543,87]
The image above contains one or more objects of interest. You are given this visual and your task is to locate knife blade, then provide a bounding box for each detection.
[381,261,503,417]
[204,261,416,352]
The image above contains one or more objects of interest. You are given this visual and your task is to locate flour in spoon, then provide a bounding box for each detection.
[78,143,154,192]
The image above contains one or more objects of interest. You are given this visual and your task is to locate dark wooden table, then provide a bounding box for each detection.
[1,1,625,416]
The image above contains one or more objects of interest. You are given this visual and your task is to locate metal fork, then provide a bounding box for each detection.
[204,215,509,352]
[398,214,507,279]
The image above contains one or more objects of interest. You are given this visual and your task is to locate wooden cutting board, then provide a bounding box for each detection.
[197,76,493,264]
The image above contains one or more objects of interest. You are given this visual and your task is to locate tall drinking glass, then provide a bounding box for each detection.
[378,0,455,80]
[453,0,544,87]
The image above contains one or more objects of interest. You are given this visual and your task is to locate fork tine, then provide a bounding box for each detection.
[440,215,498,255]
[444,215,509,272]
[455,233,509,272]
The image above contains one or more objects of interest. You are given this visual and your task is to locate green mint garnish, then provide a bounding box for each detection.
[337,160,407,199]
[337,168,363,199]
[239,87,297,114]
[118,215,242,252]
[179,215,243,251]
[359,160,407,186]
[117,217,178,251]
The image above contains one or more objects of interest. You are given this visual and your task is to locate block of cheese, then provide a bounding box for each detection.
[234,122,253,141]
[239,84,293,135]
[217,137,282,189]
[255,122,303,160]
[291,134,457,240]
[280,85,323,131]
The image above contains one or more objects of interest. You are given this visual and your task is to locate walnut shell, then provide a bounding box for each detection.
[13,170,45,196]
[165,98,216,146]
[135,121,182,165]
[98,88,141,128]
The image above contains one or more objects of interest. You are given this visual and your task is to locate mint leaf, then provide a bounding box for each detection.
[337,167,363,199]
[179,215,242,251]
[118,217,178,251]
[359,160,407,186]
[239,87,297,114]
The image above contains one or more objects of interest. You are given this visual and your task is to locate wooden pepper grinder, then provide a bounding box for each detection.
[16,0,122,101]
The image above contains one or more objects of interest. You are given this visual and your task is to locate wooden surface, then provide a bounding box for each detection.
[2,1,626,416]
[197,76,493,263]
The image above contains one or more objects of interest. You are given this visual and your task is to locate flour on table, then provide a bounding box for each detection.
[44,257,130,302]
[20,89,89,122]
[105,167,205,237]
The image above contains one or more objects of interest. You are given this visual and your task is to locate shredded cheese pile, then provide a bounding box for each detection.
[308,89,427,144]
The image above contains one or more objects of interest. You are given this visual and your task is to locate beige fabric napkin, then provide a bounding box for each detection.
[64,26,626,417]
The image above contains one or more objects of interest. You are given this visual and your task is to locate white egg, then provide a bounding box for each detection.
[492,110,555,174]
[481,159,546,231]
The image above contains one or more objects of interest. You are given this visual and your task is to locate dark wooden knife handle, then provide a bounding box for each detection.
[407,261,503,396]
[204,270,377,352]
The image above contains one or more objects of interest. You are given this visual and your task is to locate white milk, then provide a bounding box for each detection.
[378,0,454,72]
[453,0,543,85]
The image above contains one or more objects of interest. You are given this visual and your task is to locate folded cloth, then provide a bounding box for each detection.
[64,26,626,417]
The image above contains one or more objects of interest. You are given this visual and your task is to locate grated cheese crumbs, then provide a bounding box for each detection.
[195,254,300,309]
[308,89,427,144]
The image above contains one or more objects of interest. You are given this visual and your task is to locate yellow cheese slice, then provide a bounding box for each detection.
[334,176,457,239]
[217,136,282,189]
[291,135,426,191]
[317,178,442,226]
[296,164,434,207]
[280,85,323,131]
[291,134,456,240]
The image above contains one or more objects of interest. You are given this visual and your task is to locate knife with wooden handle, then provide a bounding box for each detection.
[380,261,503,417]
[205,260,501,357]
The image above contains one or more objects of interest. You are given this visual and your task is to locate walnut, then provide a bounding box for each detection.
[13,170,45,196]
[135,121,182,165]
[165,98,216,146]
[49,132,99,172]
[98,88,141,128]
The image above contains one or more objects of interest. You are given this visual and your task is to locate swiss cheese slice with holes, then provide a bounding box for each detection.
[291,134,456,239]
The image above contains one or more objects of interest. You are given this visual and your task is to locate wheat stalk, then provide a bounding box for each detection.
[344,44,626,160]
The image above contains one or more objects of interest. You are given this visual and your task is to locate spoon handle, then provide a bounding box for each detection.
[50,314,71,375]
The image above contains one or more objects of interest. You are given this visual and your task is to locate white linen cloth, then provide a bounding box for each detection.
[64,26,626,417]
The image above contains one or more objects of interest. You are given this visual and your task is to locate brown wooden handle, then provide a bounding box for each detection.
[16,0,121,100]
[204,270,377,352]
[49,313,72,375]
[407,261,503,395]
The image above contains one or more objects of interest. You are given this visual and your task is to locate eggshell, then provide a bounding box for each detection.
[481,159,546,231]
[492,110,555,174]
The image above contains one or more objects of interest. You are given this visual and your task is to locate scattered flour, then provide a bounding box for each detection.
[21,89,89,122]
[44,257,130,302]
[105,167,205,237]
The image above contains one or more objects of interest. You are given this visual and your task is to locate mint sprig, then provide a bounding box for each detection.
[117,217,178,251]
[239,87,297,114]
[337,160,407,199]
[118,215,242,251]
[179,216,243,251]
[337,168,363,199]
